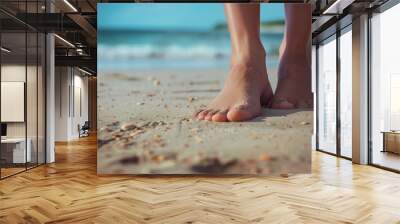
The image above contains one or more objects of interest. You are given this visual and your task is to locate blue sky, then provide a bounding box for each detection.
[98,3,284,30]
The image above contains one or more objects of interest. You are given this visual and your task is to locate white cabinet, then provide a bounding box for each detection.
[1,138,32,163]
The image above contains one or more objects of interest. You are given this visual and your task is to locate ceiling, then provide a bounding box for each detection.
[0,0,99,74]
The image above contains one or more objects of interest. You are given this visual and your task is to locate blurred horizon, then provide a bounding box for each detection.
[98,3,285,71]
[98,3,284,31]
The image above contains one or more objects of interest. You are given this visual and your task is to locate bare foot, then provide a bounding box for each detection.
[271,55,313,109]
[195,59,273,122]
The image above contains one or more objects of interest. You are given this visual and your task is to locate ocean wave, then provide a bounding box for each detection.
[98,44,230,60]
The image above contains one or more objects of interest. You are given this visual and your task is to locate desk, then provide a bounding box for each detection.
[382,131,400,154]
[1,138,31,163]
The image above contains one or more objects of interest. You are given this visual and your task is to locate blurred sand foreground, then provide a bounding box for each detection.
[97,69,312,175]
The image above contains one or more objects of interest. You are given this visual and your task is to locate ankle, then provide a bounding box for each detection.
[280,45,310,62]
[231,37,265,62]
[278,57,311,80]
[280,51,310,66]
[231,48,266,68]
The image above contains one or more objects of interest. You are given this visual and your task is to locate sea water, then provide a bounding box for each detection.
[98,29,283,72]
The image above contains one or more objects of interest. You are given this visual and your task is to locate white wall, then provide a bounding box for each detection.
[1,63,46,164]
[1,65,37,138]
[1,82,25,122]
[72,73,89,138]
[55,66,70,141]
[1,65,26,136]
[55,67,89,141]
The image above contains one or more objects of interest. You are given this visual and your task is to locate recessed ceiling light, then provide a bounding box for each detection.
[323,0,355,15]
[78,67,93,76]
[54,34,75,48]
[1,47,11,53]
[63,0,78,12]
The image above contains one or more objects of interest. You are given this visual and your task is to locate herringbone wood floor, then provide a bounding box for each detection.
[1,134,400,224]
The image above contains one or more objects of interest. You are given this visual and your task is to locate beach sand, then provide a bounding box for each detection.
[97,69,312,175]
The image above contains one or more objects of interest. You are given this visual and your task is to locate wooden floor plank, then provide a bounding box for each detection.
[0,134,399,224]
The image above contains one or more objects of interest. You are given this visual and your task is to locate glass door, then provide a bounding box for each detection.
[317,35,337,154]
[339,27,352,158]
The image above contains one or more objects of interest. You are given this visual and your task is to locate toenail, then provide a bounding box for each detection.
[193,109,203,117]
[197,111,206,119]
[208,110,218,115]
[198,109,212,119]
[205,110,218,120]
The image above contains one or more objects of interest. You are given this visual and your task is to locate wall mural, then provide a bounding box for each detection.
[97,3,313,175]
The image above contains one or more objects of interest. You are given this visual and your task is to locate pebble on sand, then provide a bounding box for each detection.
[259,153,271,162]
[280,173,289,178]
[191,157,237,173]
[157,160,176,169]
[193,136,203,143]
[151,155,165,163]
[129,129,144,137]
[119,155,139,165]
[187,96,196,103]
[153,79,161,86]
[190,128,201,133]
[120,122,137,131]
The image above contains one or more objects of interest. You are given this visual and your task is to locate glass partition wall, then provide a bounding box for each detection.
[0,2,46,179]
[317,35,337,155]
[339,27,352,159]
[314,0,400,172]
[370,2,400,171]
[0,30,27,177]
[315,25,353,159]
